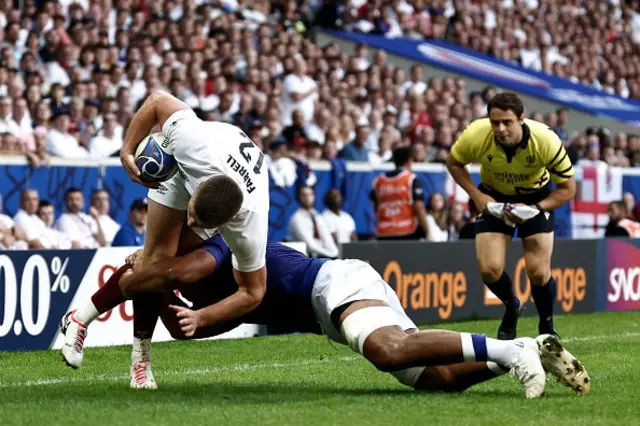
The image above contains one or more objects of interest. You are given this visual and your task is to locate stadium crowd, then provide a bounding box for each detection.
[345,0,640,100]
[2,0,640,250]
[0,0,637,168]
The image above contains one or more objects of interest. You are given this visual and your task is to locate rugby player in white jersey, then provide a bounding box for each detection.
[59,91,270,387]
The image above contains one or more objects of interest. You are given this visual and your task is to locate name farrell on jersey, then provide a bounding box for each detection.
[226,154,258,194]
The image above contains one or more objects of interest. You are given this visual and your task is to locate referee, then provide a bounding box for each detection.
[446,92,575,340]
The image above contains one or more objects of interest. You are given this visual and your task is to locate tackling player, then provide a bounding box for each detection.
[446,92,576,340]
[60,91,270,373]
[63,236,590,398]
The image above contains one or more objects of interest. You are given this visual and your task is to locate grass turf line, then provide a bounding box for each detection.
[0,311,639,426]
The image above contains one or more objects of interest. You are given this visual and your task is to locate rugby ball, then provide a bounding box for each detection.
[134,132,178,183]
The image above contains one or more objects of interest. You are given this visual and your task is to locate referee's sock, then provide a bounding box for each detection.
[531,277,557,334]
[484,272,520,309]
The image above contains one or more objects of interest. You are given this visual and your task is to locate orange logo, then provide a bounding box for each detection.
[383,260,467,320]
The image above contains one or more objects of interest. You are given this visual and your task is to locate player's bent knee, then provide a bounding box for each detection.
[525,264,550,286]
[363,334,409,372]
[339,306,404,361]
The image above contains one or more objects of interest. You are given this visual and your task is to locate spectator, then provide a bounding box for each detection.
[554,108,569,142]
[567,135,588,164]
[46,108,90,158]
[288,185,339,259]
[25,126,52,168]
[623,192,636,219]
[89,112,122,158]
[216,91,239,123]
[55,187,106,248]
[281,57,317,126]
[426,192,449,242]
[0,193,28,250]
[13,189,47,249]
[340,123,371,162]
[371,146,428,240]
[321,188,357,244]
[0,132,23,155]
[369,128,394,165]
[13,97,33,139]
[282,109,309,146]
[606,201,640,238]
[0,96,20,136]
[37,200,79,249]
[112,198,148,247]
[268,137,298,188]
[577,137,607,167]
[447,201,468,241]
[402,65,427,96]
[304,107,331,145]
[90,189,120,246]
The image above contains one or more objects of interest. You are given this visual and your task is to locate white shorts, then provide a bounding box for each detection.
[311,259,417,346]
[147,173,215,241]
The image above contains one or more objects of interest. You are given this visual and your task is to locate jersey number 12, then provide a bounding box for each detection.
[238,131,264,175]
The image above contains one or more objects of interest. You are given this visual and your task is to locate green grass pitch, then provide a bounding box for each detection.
[1,311,639,426]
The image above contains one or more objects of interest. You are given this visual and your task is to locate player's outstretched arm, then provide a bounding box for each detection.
[120,91,191,188]
[120,248,218,295]
[194,266,267,330]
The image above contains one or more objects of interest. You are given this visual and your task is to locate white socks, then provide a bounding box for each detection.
[132,337,152,363]
[74,301,100,325]
[460,333,519,368]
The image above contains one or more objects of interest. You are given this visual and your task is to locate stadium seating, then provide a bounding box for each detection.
[0,0,635,168]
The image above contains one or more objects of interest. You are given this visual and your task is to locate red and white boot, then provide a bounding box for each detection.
[60,310,88,369]
[130,338,157,390]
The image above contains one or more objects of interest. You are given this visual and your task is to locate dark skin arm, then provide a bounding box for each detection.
[171,266,267,337]
[120,248,218,293]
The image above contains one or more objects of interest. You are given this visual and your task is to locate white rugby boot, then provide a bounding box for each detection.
[509,337,547,399]
[130,339,157,390]
[536,334,591,395]
[59,310,88,369]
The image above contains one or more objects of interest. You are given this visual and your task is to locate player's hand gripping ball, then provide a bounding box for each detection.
[134,133,178,183]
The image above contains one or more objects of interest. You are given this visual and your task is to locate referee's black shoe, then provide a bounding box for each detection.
[497,300,524,340]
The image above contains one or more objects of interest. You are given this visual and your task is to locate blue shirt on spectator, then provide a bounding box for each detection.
[112,223,145,247]
[340,143,369,162]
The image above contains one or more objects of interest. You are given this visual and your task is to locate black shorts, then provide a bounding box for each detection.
[474,184,555,238]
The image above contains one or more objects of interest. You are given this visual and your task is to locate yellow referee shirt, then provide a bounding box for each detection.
[450,118,573,196]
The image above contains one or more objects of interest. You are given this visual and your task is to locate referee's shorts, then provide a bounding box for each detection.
[475,184,554,238]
